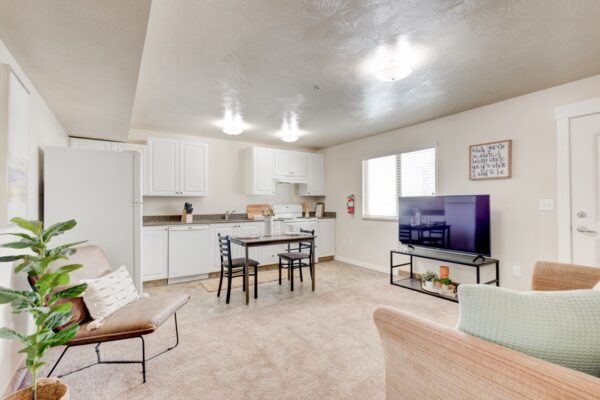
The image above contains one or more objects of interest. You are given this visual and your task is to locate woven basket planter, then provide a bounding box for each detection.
[3,379,69,400]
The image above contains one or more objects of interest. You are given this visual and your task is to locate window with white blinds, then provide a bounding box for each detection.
[362,147,436,219]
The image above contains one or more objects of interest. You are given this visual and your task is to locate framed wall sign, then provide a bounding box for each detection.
[469,139,512,180]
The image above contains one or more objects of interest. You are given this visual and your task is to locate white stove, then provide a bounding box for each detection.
[272,204,315,222]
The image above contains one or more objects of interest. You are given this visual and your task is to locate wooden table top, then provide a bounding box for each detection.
[229,234,315,246]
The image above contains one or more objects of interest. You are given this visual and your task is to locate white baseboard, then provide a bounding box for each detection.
[334,256,388,274]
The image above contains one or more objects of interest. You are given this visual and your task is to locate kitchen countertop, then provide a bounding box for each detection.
[143,212,336,227]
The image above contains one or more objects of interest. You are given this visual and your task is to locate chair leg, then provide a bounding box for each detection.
[226,272,232,304]
[140,336,146,384]
[299,262,304,282]
[47,346,70,378]
[217,267,224,297]
[242,267,246,292]
[278,258,282,285]
[290,261,294,292]
[254,266,258,299]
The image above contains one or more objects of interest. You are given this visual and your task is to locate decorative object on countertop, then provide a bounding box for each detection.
[262,206,275,236]
[303,201,310,218]
[181,202,193,223]
[421,271,438,290]
[346,194,355,215]
[439,265,449,280]
[469,139,512,180]
[0,217,88,400]
[246,204,271,220]
[315,202,324,218]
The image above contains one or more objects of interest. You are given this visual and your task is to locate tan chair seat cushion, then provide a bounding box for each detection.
[70,293,190,346]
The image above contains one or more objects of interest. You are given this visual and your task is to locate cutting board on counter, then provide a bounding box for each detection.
[246,204,271,220]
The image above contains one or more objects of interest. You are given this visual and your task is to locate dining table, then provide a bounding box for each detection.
[229,233,316,304]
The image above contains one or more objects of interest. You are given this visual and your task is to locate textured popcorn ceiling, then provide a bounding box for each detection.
[2,1,600,147]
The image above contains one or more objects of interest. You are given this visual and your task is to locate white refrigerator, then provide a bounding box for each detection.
[44,147,142,291]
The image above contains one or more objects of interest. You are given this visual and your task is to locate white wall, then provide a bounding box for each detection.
[129,129,321,216]
[325,74,600,291]
[0,38,68,394]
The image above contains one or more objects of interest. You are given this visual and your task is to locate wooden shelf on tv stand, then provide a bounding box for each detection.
[389,247,500,303]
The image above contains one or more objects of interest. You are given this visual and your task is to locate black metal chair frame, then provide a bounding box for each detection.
[217,234,259,303]
[46,313,180,384]
[278,228,314,291]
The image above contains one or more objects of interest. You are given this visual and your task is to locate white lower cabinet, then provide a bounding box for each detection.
[168,225,212,279]
[142,226,169,282]
[316,219,335,257]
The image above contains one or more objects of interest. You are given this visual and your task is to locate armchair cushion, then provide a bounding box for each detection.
[457,284,600,376]
[69,293,190,345]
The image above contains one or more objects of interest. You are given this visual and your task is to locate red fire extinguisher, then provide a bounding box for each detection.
[346,194,355,215]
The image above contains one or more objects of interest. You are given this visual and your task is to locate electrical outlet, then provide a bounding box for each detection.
[538,199,554,211]
[512,265,521,277]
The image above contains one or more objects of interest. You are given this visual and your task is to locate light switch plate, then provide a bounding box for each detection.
[539,199,554,211]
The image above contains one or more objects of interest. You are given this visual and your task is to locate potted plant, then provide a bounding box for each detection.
[0,218,87,400]
[421,271,438,290]
[439,278,452,290]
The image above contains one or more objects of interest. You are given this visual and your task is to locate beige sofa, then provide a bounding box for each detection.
[373,261,600,400]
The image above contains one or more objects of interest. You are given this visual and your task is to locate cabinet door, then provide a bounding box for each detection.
[275,149,291,176]
[148,138,179,195]
[142,226,168,281]
[301,153,324,196]
[290,151,306,177]
[112,142,148,196]
[212,224,237,271]
[70,138,112,151]
[168,225,212,278]
[317,219,335,257]
[180,142,208,196]
[254,147,275,194]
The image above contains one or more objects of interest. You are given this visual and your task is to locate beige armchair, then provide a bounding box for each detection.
[46,246,190,383]
[374,261,600,400]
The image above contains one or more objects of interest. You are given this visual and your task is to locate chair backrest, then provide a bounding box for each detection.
[218,233,233,268]
[50,245,113,281]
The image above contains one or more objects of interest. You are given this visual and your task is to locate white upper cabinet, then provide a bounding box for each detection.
[147,137,208,196]
[245,146,275,195]
[70,137,112,151]
[148,138,179,195]
[275,150,306,180]
[180,141,208,196]
[299,153,325,196]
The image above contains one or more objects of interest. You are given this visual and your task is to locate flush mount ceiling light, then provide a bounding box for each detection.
[363,36,424,82]
[220,108,245,135]
[280,112,300,143]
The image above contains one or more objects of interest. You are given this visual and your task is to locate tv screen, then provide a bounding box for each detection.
[398,195,491,256]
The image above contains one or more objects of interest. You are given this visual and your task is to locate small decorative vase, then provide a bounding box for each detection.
[264,217,273,236]
[424,281,434,290]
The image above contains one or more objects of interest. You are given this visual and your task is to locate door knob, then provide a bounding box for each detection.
[576,226,597,234]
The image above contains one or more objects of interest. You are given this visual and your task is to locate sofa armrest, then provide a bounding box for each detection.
[373,306,600,400]
[531,261,600,291]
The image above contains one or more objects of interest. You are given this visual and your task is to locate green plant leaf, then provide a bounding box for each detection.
[0,287,29,304]
[46,241,87,257]
[46,324,78,347]
[0,232,36,241]
[35,272,70,295]
[53,264,83,275]
[49,283,87,303]
[0,255,26,263]
[1,239,35,249]
[42,220,77,242]
[9,218,43,235]
[0,327,24,340]
[44,310,72,330]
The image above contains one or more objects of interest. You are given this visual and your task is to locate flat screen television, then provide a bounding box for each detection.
[398,195,491,256]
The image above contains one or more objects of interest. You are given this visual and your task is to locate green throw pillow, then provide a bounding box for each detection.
[457,284,600,376]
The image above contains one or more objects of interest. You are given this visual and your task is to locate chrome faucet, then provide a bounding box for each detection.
[224,210,236,220]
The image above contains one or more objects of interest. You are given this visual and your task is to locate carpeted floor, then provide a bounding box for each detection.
[38,261,458,399]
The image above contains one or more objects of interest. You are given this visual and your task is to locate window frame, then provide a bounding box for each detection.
[361,145,437,222]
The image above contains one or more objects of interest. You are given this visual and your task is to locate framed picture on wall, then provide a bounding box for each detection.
[469,139,512,180]
[0,64,30,226]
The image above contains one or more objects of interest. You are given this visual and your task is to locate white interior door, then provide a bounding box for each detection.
[570,112,600,266]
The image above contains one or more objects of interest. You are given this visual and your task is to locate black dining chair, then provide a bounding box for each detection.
[217,234,260,304]
[277,228,314,291]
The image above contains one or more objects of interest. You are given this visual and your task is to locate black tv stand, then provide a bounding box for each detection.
[390,248,499,303]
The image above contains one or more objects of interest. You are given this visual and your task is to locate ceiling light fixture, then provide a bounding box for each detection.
[221,109,245,135]
[364,36,422,82]
[280,112,300,143]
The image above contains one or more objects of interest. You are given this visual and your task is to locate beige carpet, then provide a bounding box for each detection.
[200,268,287,292]
[35,262,458,400]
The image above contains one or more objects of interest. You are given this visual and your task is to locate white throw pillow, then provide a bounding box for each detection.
[82,265,140,324]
